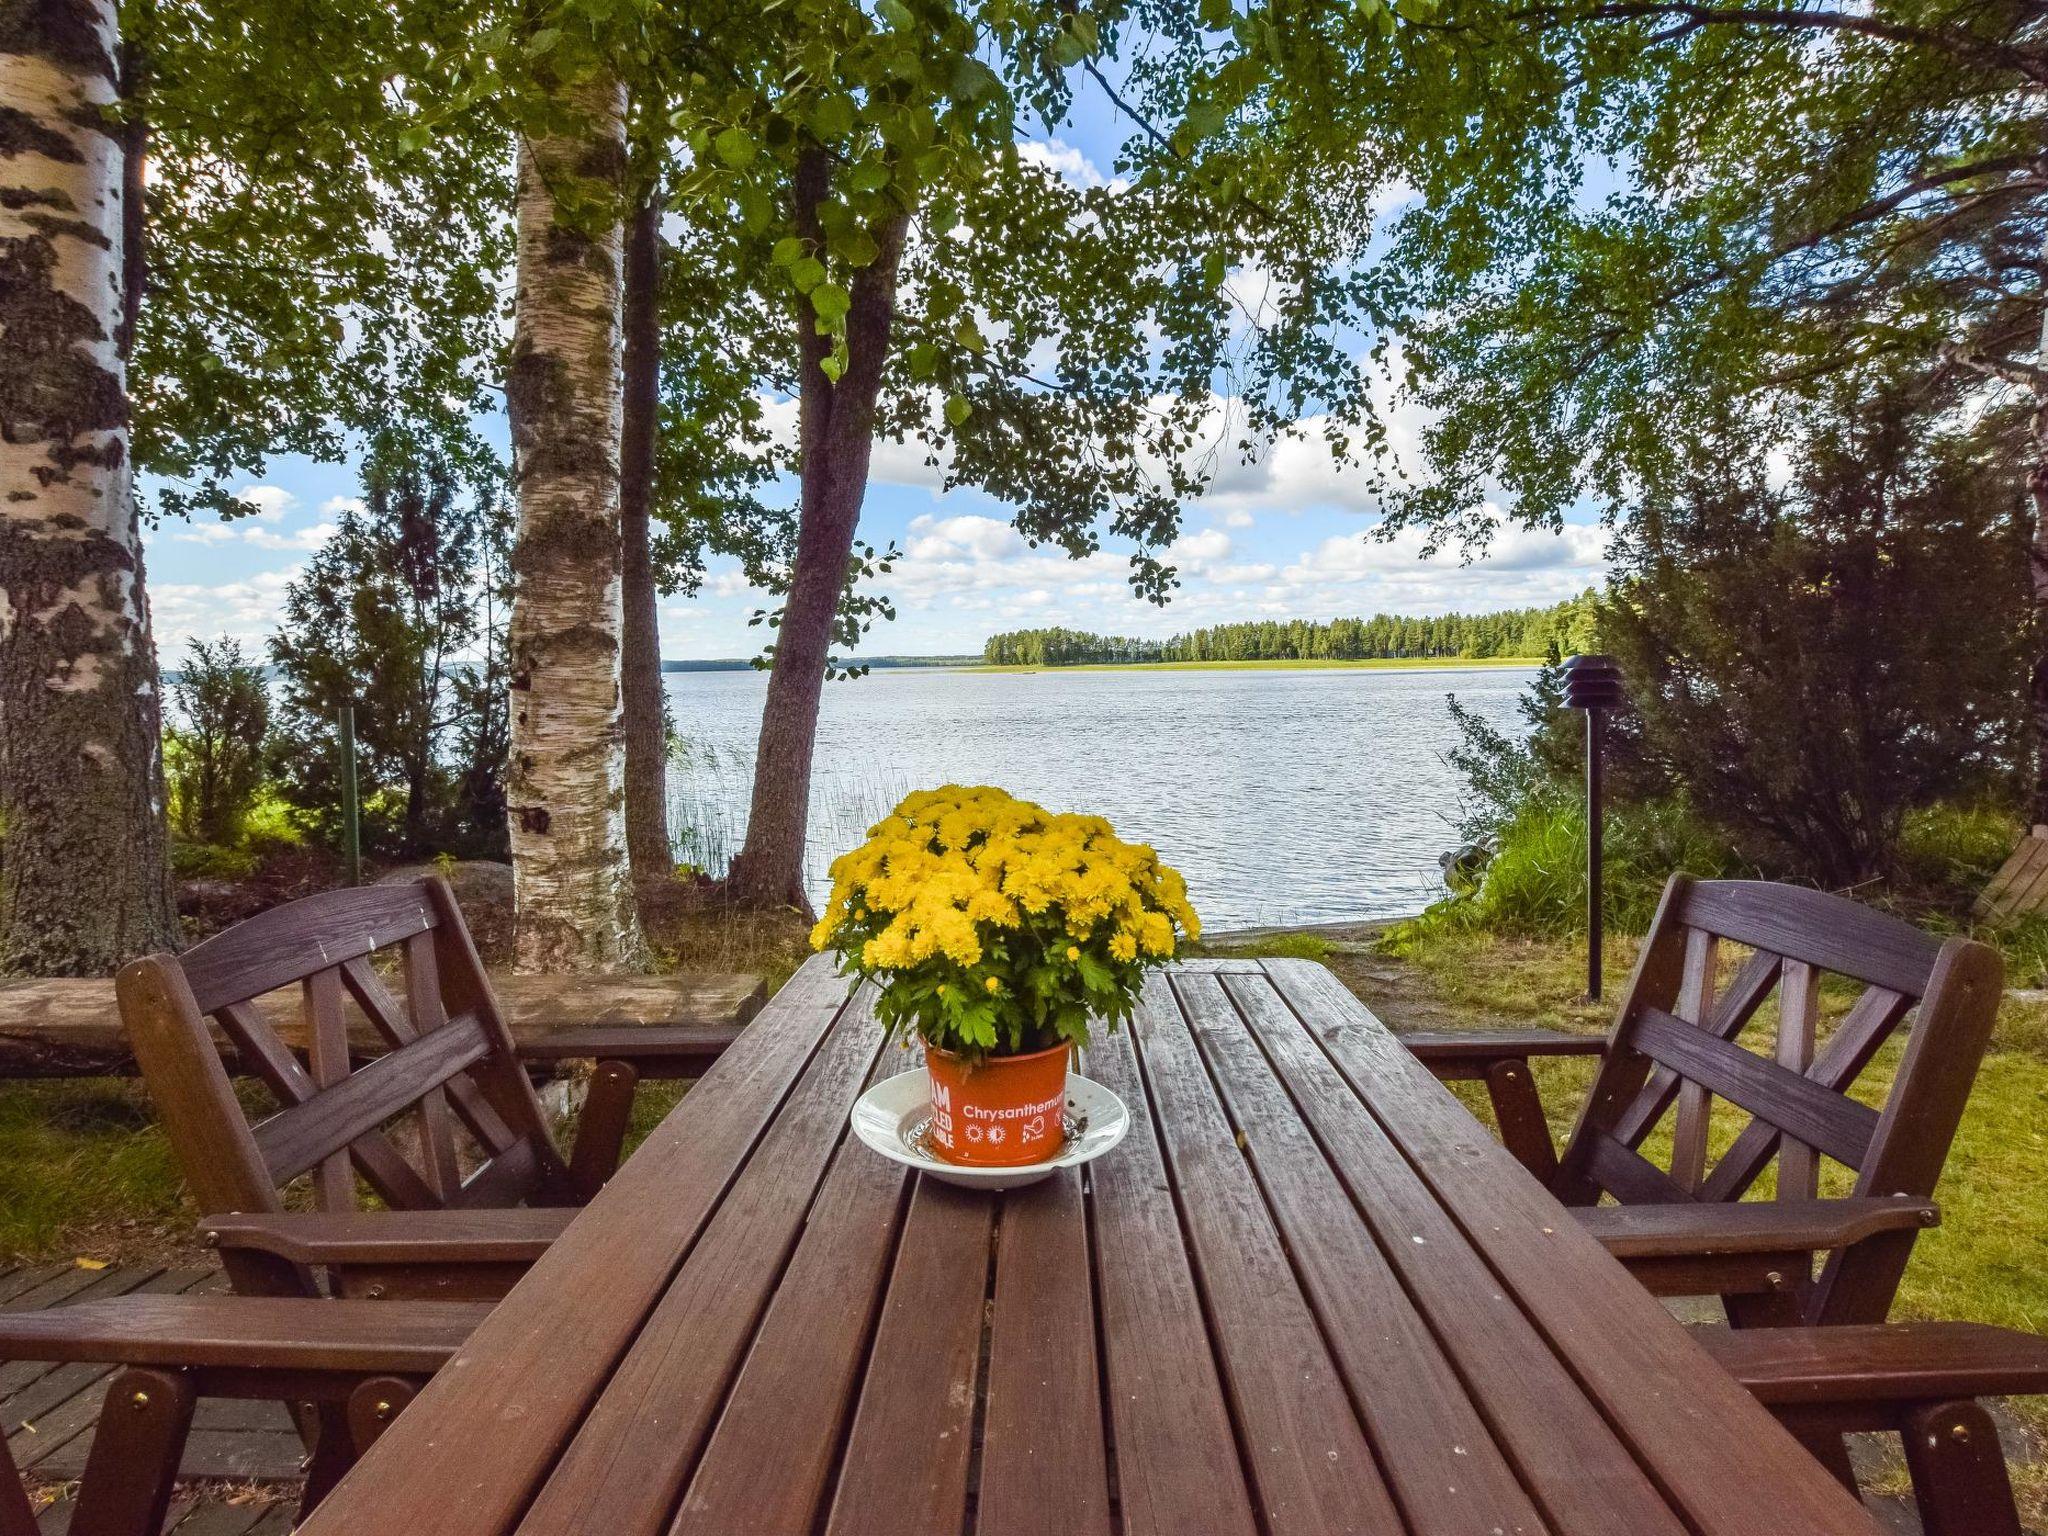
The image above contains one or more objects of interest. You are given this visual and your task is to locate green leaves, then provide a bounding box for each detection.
[828,227,880,267]
[809,94,856,140]
[944,393,973,426]
[789,254,826,292]
[711,125,756,169]
[810,281,852,322]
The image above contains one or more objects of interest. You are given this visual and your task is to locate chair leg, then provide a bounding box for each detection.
[1786,1424,1860,1493]
[69,1368,195,1536]
[297,1402,358,1518]
[1900,1399,2022,1536]
[568,1059,640,1199]
[0,1431,36,1536]
[346,1375,420,1455]
[1483,1059,1558,1182]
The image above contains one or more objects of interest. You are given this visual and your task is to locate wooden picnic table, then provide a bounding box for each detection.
[297,954,1881,1536]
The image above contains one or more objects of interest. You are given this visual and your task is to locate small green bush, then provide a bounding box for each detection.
[169,841,259,881]
[1897,803,2023,897]
[1384,796,1741,952]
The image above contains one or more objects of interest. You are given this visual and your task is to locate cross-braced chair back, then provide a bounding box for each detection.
[116,878,575,1269]
[1555,876,2003,1323]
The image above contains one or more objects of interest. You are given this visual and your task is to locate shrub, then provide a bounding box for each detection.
[1897,803,2024,900]
[165,637,271,846]
[1385,796,1740,951]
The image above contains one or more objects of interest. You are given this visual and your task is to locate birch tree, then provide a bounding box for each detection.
[503,52,640,970]
[0,0,178,973]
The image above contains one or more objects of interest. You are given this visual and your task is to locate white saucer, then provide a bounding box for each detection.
[849,1069,1131,1191]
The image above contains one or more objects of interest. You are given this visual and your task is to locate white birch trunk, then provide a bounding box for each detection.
[503,68,642,971]
[0,0,177,973]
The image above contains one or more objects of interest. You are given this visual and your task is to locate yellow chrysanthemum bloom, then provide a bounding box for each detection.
[811,785,1199,1061]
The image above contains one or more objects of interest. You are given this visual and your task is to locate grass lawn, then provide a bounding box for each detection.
[1211,925,2048,1529]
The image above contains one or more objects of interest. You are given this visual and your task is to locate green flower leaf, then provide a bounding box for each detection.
[945,394,973,426]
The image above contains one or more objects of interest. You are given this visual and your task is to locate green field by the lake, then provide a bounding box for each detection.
[963,655,1541,674]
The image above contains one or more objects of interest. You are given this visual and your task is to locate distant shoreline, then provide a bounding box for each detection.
[958,656,1541,674]
[660,655,1542,674]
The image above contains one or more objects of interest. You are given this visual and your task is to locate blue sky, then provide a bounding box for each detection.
[140,75,1606,664]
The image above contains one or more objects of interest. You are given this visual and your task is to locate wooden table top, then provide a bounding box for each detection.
[299,955,1880,1536]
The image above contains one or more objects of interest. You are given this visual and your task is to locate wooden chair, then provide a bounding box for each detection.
[1406,876,2005,1327]
[114,876,737,1302]
[1702,1321,2048,1536]
[0,1293,482,1536]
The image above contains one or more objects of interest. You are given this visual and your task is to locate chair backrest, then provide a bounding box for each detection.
[116,877,574,1279]
[1554,876,2004,1321]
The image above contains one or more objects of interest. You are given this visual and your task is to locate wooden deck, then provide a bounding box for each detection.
[2,1263,300,1534]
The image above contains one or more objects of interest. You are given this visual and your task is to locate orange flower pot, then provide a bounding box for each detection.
[924,1043,1069,1167]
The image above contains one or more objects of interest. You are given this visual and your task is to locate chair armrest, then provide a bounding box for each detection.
[1696,1321,2048,1407]
[1578,1196,1938,1260]
[516,1023,743,1072]
[1400,1028,1607,1064]
[201,1208,576,1268]
[0,1295,488,1375]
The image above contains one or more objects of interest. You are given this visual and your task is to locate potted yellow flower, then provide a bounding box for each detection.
[813,785,1199,1167]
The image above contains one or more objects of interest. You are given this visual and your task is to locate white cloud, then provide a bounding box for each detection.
[1259,515,1607,611]
[1017,138,1113,190]
[890,513,1125,602]
[1218,508,1255,529]
[752,394,953,494]
[234,485,293,521]
[172,521,240,545]
[243,522,336,552]
[1166,528,1233,575]
[152,569,299,659]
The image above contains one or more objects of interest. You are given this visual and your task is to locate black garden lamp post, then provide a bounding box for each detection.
[1562,654,1625,1001]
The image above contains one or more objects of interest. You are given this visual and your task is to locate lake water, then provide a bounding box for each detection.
[662,665,1535,932]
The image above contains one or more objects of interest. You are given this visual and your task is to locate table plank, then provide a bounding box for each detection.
[823,1180,995,1536]
[1083,1020,1262,1536]
[1129,975,1404,1536]
[1174,972,1551,1536]
[295,955,859,1536]
[977,1169,1113,1536]
[1222,971,1686,1536]
[1260,958,1879,1536]
[514,992,889,1536]
[669,1060,914,1535]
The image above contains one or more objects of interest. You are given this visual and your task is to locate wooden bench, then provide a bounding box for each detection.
[0,972,763,1078]
[0,1295,485,1536]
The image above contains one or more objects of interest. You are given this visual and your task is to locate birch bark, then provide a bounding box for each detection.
[504,69,642,970]
[0,0,177,974]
